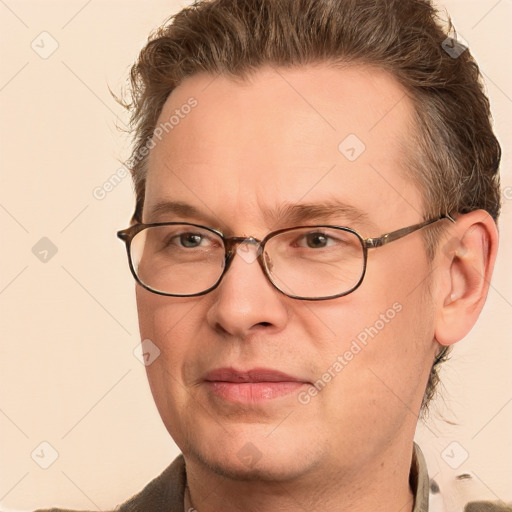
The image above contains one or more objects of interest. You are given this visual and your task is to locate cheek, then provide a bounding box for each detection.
[136,286,203,345]
[309,254,436,413]
[136,286,157,341]
[135,288,208,436]
[135,287,206,391]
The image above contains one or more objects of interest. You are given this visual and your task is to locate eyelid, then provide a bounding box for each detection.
[149,221,224,237]
[281,227,351,244]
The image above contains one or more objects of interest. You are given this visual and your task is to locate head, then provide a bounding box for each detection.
[119,0,500,483]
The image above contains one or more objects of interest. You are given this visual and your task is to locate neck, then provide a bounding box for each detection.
[183,441,416,512]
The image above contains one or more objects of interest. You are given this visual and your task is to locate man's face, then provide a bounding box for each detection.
[138,64,439,481]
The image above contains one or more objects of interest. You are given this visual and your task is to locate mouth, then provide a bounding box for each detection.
[203,367,309,403]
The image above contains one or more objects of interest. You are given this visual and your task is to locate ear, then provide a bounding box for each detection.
[434,210,499,347]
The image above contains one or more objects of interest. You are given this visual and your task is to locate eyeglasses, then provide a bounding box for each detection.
[117,214,455,301]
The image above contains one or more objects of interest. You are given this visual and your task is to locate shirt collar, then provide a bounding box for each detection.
[412,442,430,512]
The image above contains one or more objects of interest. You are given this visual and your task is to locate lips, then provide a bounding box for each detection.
[204,367,308,403]
[205,367,304,383]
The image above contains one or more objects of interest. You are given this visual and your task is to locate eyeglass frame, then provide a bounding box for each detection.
[117,213,455,301]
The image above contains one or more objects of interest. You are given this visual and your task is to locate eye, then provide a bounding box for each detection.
[178,232,205,248]
[291,231,341,249]
[302,232,332,249]
[160,228,221,251]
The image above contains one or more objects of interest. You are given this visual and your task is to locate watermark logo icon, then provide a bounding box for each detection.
[237,442,263,468]
[134,339,161,366]
[31,31,59,59]
[236,240,259,264]
[32,237,58,263]
[31,441,59,469]
[338,134,366,162]
[441,441,469,469]
[442,35,468,59]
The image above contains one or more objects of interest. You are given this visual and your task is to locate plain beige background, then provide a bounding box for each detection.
[0,1,510,510]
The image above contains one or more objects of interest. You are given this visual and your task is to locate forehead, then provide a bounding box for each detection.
[145,64,422,233]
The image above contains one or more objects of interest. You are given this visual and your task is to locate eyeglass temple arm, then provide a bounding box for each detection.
[364,214,456,249]
[117,230,129,241]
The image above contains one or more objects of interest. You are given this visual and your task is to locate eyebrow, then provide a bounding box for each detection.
[268,201,375,230]
[148,200,220,227]
[147,199,376,232]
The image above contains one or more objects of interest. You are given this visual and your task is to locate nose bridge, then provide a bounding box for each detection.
[224,236,261,253]
[223,236,267,277]
[207,235,288,336]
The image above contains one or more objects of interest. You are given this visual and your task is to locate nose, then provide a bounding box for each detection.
[206,241,289,338]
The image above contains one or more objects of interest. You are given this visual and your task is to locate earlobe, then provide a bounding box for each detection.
[434,210,498,347]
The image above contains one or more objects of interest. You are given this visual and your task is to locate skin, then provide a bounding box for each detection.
[136,64,498,512]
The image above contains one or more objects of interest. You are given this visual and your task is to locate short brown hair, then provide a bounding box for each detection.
[120,0,501,408]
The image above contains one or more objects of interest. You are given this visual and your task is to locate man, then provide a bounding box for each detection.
[38,0,502,510]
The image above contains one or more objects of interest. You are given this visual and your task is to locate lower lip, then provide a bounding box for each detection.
[206,381,306,402]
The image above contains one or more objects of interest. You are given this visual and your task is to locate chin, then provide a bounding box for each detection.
[183,425,325,483]
[188,446,309,482]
